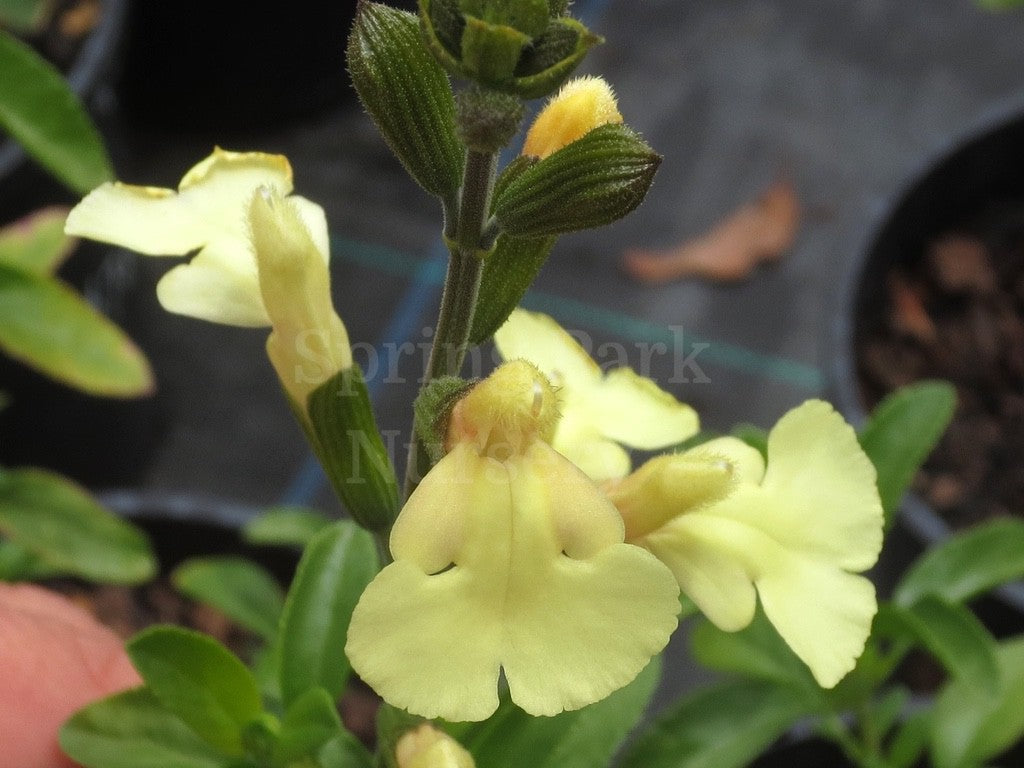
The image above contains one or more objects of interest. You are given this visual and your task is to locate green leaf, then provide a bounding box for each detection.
[492,123,661,237]
[0,535,61,580]
[977,0,1024,10]
[0,263,153,396]
[242,506,333,549]
[453,656,661,768]
[0,467,155,583]
[618,679,814,768]
[347,2,464,206]
[0,28,112,194]
[127,626,263,756]
[888,710,931,768]
[0,207,74,275]
[880,598,999,692]
[272,687,344,766]
[730,423,768,459]
[278,520,379,708]
[931,636,1024,768]
[318,732,374,768]
[60,687,227,768]
[468,233,556,344]
[858,380,956,528]
[0,0,48,33]
[894,518,1024,607]
[306,366,400,532]
[689,611,819,694]
[172,557,285,642]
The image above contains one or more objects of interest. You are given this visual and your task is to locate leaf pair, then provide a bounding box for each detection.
[62,520,380,768]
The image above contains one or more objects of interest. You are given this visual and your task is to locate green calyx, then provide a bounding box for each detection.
[419,0,602,98]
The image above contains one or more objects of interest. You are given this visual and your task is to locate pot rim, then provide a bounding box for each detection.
[827,92,1024,612]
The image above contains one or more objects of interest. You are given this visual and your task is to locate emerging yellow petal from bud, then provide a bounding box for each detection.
[248,188,352,407]
[396,724,475,768]
[346,362,680,721]
[522,76,623,159]
[64,148,330,327]
[611,401,884,689]
[494,309,699,481]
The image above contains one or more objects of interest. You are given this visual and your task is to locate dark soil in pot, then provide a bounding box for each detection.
[830,103,1024,614]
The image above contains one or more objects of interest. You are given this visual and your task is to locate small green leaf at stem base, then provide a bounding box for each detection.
[857,380,956,529]
[242,506,333,549]
[60,687,226,768]
[619,678,816,768]
[894,518,1024,607]
[126,626,263,756]
[277,520,379,709]
[172,556,285,642]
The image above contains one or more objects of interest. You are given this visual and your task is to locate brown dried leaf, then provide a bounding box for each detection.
[888,271,937,344]
[622,179,800,284]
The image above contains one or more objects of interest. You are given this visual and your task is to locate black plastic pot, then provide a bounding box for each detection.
[829,97,1024,614]
[0,0,129,222]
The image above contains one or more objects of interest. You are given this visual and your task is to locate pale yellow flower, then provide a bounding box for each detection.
[396,724,475,768]
[494,308,699,481]
[609,400,884,688]
[522,76,623,159]
[248,188,351,406]
[64,148,328,326]
[346,361,679,721]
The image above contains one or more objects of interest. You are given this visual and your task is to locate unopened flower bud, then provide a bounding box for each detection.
[522,76,622,159]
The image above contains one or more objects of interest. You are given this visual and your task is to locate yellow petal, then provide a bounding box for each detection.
[347,441,679,721]
[643,514,757,631]
[586,368,699,449]
[685,436,766,484]
[756,551,877,688]
[346,560,504,721]
[155,246,267,326]
[522,76,623,160]
[249,189,350,404]
[493,309,600,389]
[390,442,477,575]
[753,400,883,571]
[552,410,632,482]
[65,149,294,256]
[611,451,736,541]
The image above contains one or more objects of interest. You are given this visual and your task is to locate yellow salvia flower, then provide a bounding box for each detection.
[248,188,352,407]
[345,361,679,721]
[522,75,623,159]
[494,308,699,481]
[608,400,884,688]
[64,148,329,326]
[396,724,475,768]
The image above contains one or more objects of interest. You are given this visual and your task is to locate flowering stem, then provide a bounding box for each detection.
[402,149,496,499]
